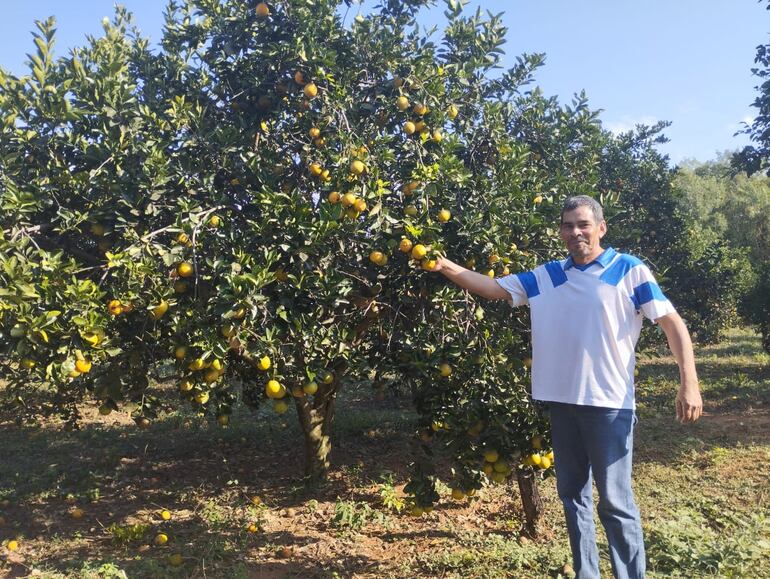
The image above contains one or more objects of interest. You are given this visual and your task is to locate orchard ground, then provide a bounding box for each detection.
[0,328,768,578]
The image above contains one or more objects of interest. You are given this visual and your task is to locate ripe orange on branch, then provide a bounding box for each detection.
[350,160,366,175]
[107,299,123,316]
[411,244,427,260]
[151,300,169,320]
[266,380,286,399]
[75,359,92,373]
[176,261,194,278]
[303,83,318,98]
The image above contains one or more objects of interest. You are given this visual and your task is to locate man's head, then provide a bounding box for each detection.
[560,195,607,264]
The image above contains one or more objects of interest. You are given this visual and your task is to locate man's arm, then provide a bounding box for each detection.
[656,311,703,423]
[433,257,510,300]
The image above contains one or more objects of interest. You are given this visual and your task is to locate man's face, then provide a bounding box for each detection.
[559,206,607,263]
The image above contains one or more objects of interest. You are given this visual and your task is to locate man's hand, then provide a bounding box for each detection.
[676,382,703,423]
[431,257,446,272]
[432,257,510,300]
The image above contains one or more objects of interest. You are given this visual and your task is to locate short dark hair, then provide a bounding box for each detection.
[561,195,604,223]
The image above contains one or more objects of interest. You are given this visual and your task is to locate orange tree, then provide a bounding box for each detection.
[1,0,613,526]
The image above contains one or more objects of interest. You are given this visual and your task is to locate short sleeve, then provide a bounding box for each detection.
[496,272,534,307]
[631,264,676,321]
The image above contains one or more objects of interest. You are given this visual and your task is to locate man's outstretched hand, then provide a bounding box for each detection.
[431,257,447,272]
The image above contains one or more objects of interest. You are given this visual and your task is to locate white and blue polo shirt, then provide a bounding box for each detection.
[496,247,675,410]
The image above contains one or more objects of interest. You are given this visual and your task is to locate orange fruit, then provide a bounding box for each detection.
[107,299,123,316]
[257,356,271,371]
[266,380,285,399]
[179,379,194,393]
[221,324,236,338]
[350,160,365,175]
[177,261,194,278]
[151,300,169,320]
[411,244,427,260]
[399,238,413,253]
[203,368,220,384]
[75,359,92,373]
[154,532,169,546]
[369,251,387,266]
[483,449,499,463]
[303,83,318,98]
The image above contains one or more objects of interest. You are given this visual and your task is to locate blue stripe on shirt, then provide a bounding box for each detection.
[631,281,667,310]
[599,254,643,286]
[516,271,540,298]
[544,260,568,288]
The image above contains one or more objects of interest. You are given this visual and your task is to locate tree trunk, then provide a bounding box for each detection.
[301,405,335,481]
[516,467,544,536]
[296,369,342,483]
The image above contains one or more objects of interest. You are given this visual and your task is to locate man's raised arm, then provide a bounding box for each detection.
[434,257,511,301]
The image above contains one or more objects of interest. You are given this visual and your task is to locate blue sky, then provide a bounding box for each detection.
[1,1,767,164]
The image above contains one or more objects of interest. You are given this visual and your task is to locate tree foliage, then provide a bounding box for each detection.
[0,1,592,516]
[675,158,770,351]
[602,127,753,344]
[733,1,770,175]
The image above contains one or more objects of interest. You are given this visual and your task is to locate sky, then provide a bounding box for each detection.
[0,1,767,165]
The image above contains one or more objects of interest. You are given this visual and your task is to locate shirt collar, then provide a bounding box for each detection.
[563,247,616,271]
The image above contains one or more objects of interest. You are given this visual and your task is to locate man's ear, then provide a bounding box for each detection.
[598,220,607,238]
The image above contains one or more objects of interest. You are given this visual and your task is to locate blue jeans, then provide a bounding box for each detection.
[549,402,645,579]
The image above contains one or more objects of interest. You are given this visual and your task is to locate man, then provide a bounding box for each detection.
[433,195,702,579]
